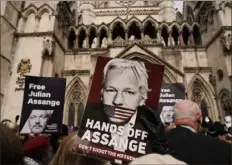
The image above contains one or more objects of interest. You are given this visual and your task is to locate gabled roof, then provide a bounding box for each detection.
[115,43,185,78]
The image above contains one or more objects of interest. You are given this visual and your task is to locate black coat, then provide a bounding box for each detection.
[77,103,167,164]
[166,126,232,165]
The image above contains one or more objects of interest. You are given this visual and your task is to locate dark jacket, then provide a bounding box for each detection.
[77,103,168,164]
[166,126,232,165]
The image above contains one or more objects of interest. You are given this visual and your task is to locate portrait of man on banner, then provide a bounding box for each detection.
[160,106,174,124]
[75,57,166,164]
[20,110,53,134]
[158,83,186,126]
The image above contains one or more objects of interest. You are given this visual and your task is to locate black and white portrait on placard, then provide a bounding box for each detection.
[20,110,53,134]
[74,56,165,164]
[158,83,185,126]
[19,76,66,134]
[160,106,174,124]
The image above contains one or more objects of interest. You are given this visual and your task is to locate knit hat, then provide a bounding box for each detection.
[23,136,50,158]
[129,154,187,165]
[208,122,228,137]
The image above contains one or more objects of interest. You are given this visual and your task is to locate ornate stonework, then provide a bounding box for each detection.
[56,2,73,32]
[220,30,232,54]
[220,93,232,115]
[42,36,56,59]
[70,84,84,106]
[191,79,203,104]
[95,9,159,16]
[209,74,216,87]
[17,57,32,76]
[186,6,194,24]
[197,2,215,32]
[15,57,32,92]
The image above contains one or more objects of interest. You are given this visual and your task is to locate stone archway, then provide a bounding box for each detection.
[188,74,218,120]
[64,76,87,126]
[218,89,232,117]
[118,52,181,84]
[131,56,173,83]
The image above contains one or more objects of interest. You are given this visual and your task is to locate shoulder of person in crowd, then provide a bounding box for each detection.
[24,156,41,165]
[165,123,176,133]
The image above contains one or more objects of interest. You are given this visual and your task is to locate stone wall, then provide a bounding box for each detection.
[0,1,23,119]
[1,36,44,121]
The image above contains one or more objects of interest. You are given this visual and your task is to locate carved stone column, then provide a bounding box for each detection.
[96,33,100,48]
[189,31,195,45]
[179,31,184,46]
[41,37,56,77]
[125,30,128,44]
[168,30,172,46]
[157,28,161,43]
[86,34,89,48]
[108,30,112,45]
[35,15,41,32]
[141,28,144,40]
[76,36,79,49]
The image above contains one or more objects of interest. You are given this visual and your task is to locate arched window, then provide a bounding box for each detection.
[161,26,168,46]
[191,79,203,104]
[78,29,86,48]
[68,30,76,49]
[200,99,208,117]
[193,25,202,45]
[68,103,75,126]
[144,21,157,39]
[172,26,179,46]
[128,21,141,39]
[38,11,50,32]
[89,27,97,48]
[24,13,36,32]
[99,28,107,48]
[77,103,85,127]
[183,26,190,46]
[112,22,125,40]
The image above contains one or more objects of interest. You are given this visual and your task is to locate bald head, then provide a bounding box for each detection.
[174,100,201,120]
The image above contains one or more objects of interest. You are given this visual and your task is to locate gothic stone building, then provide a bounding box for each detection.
[1,1,231,126]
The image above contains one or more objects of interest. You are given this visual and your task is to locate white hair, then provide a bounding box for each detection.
[102,58,151,101]
[129,154,187,165]
[173,101,201,120]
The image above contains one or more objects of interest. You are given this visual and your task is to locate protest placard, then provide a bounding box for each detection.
[73,56,165,164]
[19,76,66,134]
[158,83,186,125]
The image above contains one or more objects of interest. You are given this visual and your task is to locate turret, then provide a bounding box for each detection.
[159,0,176,22]
[79,1,95,25]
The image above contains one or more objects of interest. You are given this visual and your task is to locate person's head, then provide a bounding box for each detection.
[129,153,186,165]
[23,135,50,162]
[28,110,53,133]
[0,125,24,165]
[1,120,19,133]
[224,116,232,130]
[101,59,150,123]
[49,133,106,165]
[173,100,202,131]
[160,106,174,123]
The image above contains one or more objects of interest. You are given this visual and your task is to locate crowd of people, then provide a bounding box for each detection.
[1,100,231,165]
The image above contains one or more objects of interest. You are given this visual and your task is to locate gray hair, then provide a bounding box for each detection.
[102,58,151,101]
[173,101,201,120]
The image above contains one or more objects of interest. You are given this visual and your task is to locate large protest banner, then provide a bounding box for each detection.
[158,83,185,125]
[73,56,165,164]
[19,76,66,134]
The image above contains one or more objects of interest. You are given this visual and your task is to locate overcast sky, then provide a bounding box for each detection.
[174,1,183,13]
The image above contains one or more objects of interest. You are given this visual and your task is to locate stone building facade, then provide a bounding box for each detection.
[1,1,231,126]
